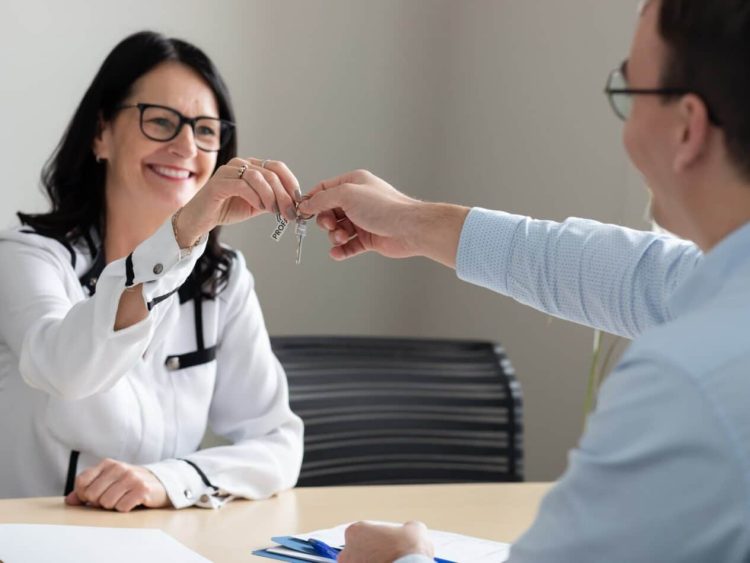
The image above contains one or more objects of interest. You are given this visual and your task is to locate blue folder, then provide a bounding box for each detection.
[253,536,338,562]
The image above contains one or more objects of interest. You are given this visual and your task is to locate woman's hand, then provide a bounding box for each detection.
[64,458,170,513]
[174,157,301,248]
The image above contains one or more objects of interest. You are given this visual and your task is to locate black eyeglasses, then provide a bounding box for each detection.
[115,103,235,152]
[604,61,691,121]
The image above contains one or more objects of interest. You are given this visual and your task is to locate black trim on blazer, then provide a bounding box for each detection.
[79,250,105,296]
[146,287,179,311]
[20,229,77,269]
[125,253,135,287]
[178,458,218,491]
[64,450,80,496]
[164,347,217,371]
[164,292,217,370]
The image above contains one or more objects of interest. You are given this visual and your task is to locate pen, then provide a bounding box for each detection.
[308,537,456,563]
[308,538,340,560]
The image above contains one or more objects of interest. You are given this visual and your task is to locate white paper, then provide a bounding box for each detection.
[0,523,210,563]
[265,546,336,562]
[299,521,510,563]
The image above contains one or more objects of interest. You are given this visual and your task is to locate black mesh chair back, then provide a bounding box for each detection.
[271,336,523,487]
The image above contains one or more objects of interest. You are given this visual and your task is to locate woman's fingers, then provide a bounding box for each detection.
[249,158,303,203]
[74,459,125,506]
[114,489,147,513]
[227,158,299,220]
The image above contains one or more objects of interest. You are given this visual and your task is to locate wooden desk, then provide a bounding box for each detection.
[0,483,552,562]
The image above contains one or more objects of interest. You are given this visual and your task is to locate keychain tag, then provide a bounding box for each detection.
[270,213,290,242]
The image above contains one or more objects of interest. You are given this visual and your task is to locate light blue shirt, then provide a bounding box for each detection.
[396,208,750,562]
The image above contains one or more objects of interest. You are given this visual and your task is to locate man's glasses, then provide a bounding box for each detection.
[116,103,235,152]
[604,61,690,121]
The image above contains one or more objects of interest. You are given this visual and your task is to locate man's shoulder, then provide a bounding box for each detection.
[627,292,750,383]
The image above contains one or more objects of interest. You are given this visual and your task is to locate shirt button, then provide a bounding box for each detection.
[166,357,180,370]
[153,263,164,275]
[90,277,97,286]
[184,489,193,500]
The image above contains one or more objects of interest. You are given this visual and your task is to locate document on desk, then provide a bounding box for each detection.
[0,523,210,563]
[253,521,510,563]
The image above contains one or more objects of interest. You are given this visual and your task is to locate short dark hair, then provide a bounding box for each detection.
[19,31,236,298]
[658,0,750,180]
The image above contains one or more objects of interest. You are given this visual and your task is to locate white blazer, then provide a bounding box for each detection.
[0,218,303,508]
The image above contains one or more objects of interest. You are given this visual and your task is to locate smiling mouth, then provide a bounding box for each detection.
[147,164,195,181]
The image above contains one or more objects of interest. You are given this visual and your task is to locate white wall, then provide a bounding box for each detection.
[0,1,648,480]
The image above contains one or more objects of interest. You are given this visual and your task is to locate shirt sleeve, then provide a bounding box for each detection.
[146,251,303,509]
[507,350,748,563]
[455,208,702,339]
[0,218,206,401]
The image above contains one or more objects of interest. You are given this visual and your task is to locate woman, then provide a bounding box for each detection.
[0,31,304,512]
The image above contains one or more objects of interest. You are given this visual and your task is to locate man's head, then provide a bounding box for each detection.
[622,0,750,246]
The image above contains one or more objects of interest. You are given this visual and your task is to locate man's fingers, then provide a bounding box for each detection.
[317,210,338,230]
[307,169,370,197]
[330,237,368,261]
[299,184,355,216]
[329,217,358,245]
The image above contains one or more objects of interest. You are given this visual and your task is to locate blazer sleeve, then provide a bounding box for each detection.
[0,219,205,400]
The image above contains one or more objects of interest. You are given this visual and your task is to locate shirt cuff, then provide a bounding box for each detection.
[393,555,434,563]
[126,217,207,309]
[455,207,525,295]
[144,458,220,509]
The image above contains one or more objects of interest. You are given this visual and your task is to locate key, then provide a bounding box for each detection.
[295,216,307,265]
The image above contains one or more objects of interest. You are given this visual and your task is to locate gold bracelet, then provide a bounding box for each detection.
[171,207,201,251]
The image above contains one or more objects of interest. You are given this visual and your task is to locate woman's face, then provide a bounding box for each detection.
[95,61,220,220]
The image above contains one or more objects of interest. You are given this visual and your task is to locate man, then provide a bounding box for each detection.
[298,0,750,561]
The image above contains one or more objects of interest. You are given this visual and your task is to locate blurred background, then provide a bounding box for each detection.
[0,0,649,481]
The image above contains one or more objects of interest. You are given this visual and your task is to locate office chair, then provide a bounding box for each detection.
[271,336,523,487]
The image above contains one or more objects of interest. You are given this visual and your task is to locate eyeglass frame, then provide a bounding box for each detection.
[114,102,236,152]
[604,60,720,126]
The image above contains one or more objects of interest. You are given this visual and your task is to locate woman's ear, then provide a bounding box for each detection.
[92,113,111,162]
[673,94,710,174]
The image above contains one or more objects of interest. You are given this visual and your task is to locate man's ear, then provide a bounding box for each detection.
[673,94,710,174]
[92,113,110,162]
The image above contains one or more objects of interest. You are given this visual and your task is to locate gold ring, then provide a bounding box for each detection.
[238,164,248,179]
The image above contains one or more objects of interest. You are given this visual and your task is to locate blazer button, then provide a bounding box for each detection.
[153,263,164,275]
[166,357,180,370]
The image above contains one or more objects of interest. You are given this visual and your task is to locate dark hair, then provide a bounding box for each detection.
[658,0,750,180]
[18,31,237,298]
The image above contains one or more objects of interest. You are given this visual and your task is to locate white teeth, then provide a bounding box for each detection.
[152,165,191,179]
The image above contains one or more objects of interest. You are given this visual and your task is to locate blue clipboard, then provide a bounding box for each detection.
[253,536,337,562]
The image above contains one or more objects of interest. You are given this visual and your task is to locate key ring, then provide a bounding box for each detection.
[296,194,314,221]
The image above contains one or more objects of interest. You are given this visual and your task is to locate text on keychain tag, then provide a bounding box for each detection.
[270,212,290,241]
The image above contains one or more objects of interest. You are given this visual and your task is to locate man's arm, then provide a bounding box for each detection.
[300,170,702,339]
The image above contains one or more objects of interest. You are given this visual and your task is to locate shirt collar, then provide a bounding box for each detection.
[668,220,750,318]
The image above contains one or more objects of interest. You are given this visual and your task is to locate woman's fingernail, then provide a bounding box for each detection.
[286,205,298,220]
[272,203,280,215]
[294,188,303,201]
